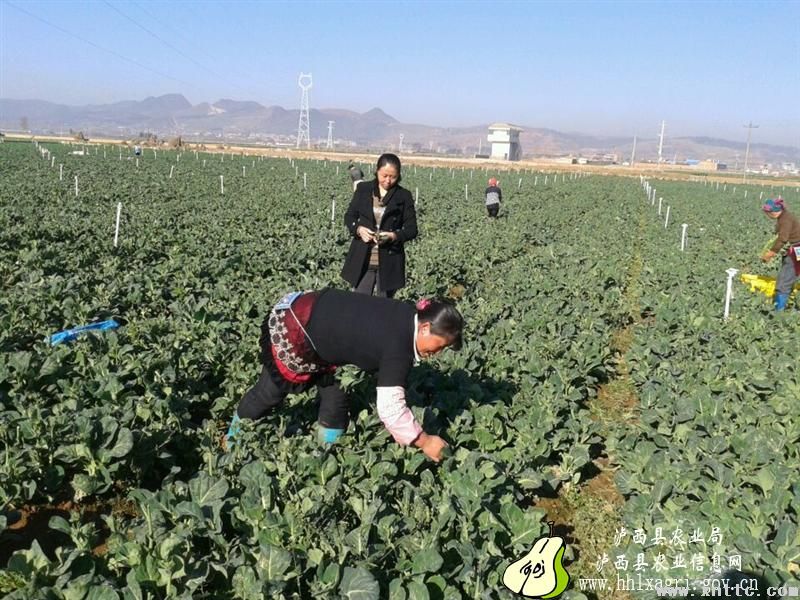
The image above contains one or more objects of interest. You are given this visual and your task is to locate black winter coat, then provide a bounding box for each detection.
[341,180,418,292]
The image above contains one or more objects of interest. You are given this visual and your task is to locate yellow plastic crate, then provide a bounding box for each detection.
[740,273,800,299]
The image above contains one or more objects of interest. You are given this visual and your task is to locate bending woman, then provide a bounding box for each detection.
[342,153,417,298]
[229,289,463,462]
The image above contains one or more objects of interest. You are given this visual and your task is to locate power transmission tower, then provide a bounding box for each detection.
[296,73,312,149]
[326,121,334,149]
[657,121,666,165]
[399,133,404,153]
[743,121,759,182]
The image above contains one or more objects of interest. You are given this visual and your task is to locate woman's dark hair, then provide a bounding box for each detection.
[375,153,402,184]
[417,299,464,351]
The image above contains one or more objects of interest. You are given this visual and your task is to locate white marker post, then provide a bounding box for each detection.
[518,178,522,189]
[415,187,419,208]
[723,268,739,320]
[534,176,538,186]
[465,184,468,200]
[303,173,307,190]
[75,176,79,197]
[203,159,206,167]
[170,166,174,179]
[664,206,671,228]
[544,175,548,185]
[51,156,55,167]
[220,175,224,195]
[295,166,299,178]
[113,202,122,248]
[331,197,336,223]
[243,166,246,177]
[658,197,663,215]
[336,165,340,176]
[59,164,63,181]
[681,223,688,251]
[136,158,139,169]
[429,172,432,182]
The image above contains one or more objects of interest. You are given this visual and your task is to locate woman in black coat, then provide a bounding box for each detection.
[341,153,417,298]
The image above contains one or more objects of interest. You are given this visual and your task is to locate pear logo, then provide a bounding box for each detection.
[502,521,570,598]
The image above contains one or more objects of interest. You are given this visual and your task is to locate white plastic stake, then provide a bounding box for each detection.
[243,166,246,177]
[331,197,336,222]
[113,202,122,248]
[59,164,63,180]
[759,191,763,200]
[681,223,688,251]
[169,166,174,179]
[303,173,307,189]
[544,175,548,184]
[534,176,538,185]
[74,176,78,196]
[465,184,468,200]
[658,197,663,215]
[51,156,55,167]
[220,175,224,195]
[664,206,671,228]
[336,165,340,176]
[415,187,419,208]
[518,178,522,189]
[295,166,299,177]
[724,268,739,320]
[429,172,432,182]
[203,159,206,167]
[136,158,139,168]
[745,190,748,198]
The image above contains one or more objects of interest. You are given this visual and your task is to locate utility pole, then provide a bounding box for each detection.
[326,121,334,149]
[630,135,637,166]
[743,121,759,182]
[657,121,666,166]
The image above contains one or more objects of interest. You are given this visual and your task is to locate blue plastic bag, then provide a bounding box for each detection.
[49,319,120,345]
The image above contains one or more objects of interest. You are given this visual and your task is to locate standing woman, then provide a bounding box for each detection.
[342,153,417,298]
[760,197,800,310]
[485,177,502,218]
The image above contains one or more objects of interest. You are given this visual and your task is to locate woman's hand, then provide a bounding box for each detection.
[379,232,398,244]
[357,226,375,243]
[761,250,777,262]
[414,432,448,462]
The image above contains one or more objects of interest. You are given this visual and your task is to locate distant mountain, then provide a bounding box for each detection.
[1,94,796,165]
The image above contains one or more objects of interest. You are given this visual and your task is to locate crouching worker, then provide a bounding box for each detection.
[227,289,464,462]
[760,197,800,311]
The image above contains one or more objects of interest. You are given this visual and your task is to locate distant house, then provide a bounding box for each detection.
[692,160,727,171]
[487,123,523,161]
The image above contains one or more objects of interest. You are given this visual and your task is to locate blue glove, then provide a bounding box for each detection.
[50,319,120,345]
[318,425,344,444]
[225,414,242,449]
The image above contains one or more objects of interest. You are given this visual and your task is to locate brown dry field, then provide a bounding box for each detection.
[8,133,799,187]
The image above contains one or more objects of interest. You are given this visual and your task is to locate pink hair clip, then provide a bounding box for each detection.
[416,298,432,310]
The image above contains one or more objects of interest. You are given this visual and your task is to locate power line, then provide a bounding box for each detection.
[126,1,266,101]
[103,2,221,80]
[5,0,197,90]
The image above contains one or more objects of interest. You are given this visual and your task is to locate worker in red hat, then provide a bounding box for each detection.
[485,177,502,218]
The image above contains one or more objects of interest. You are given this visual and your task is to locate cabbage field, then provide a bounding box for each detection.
[1,140,798,599]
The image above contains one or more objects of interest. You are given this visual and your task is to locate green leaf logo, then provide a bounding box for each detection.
[502,521,570,598]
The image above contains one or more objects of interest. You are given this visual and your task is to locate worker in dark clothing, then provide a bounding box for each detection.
[227,289,464,462]
[760,197,800,310]
[485,177,502,218]
[348,162,364,191]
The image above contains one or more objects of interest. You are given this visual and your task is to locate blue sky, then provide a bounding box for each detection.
[1,0,798,145]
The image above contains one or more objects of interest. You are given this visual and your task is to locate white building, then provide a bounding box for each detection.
[487,123,523,161]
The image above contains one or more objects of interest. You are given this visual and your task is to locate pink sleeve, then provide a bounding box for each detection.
[376,386,423,445]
